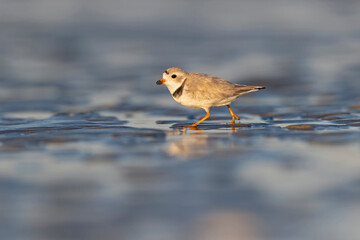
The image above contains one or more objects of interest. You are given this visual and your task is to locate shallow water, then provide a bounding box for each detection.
[1,0,360,240]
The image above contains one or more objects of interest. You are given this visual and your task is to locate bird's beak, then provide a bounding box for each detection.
[156,78,166,85]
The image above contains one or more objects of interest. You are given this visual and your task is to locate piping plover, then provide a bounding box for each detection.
[156,67,265,127]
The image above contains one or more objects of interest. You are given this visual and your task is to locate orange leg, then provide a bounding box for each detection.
[227,105,240,124]
[188,111,210,127]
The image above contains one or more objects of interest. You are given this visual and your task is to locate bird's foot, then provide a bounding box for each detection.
[231,114,240,124]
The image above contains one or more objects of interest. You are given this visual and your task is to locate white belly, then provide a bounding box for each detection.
[173,94,238,109]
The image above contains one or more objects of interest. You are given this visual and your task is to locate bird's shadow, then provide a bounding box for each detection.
[170,122,253,130]
[156,118,269,131]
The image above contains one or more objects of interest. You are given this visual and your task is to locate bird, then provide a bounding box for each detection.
[156,67,265,127]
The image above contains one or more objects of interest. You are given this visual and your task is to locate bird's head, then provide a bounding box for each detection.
[156,67,188,93]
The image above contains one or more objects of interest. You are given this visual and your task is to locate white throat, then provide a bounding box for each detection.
[164,81,183,95]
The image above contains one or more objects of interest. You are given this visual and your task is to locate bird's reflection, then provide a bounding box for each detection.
[165,127,211,159]
[165,125,237,159]
[188,126,204,132]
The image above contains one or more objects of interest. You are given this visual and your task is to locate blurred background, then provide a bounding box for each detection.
[1,0,360,240]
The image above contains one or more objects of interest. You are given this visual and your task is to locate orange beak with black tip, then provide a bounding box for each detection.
[156,78,166,85]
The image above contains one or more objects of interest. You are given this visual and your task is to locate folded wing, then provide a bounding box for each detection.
[186,73,265,100]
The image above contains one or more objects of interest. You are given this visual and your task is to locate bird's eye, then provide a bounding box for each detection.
[171,74,177,78]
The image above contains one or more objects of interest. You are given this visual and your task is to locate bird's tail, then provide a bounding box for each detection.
[235,85,266,95]
[255,86,266,90]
